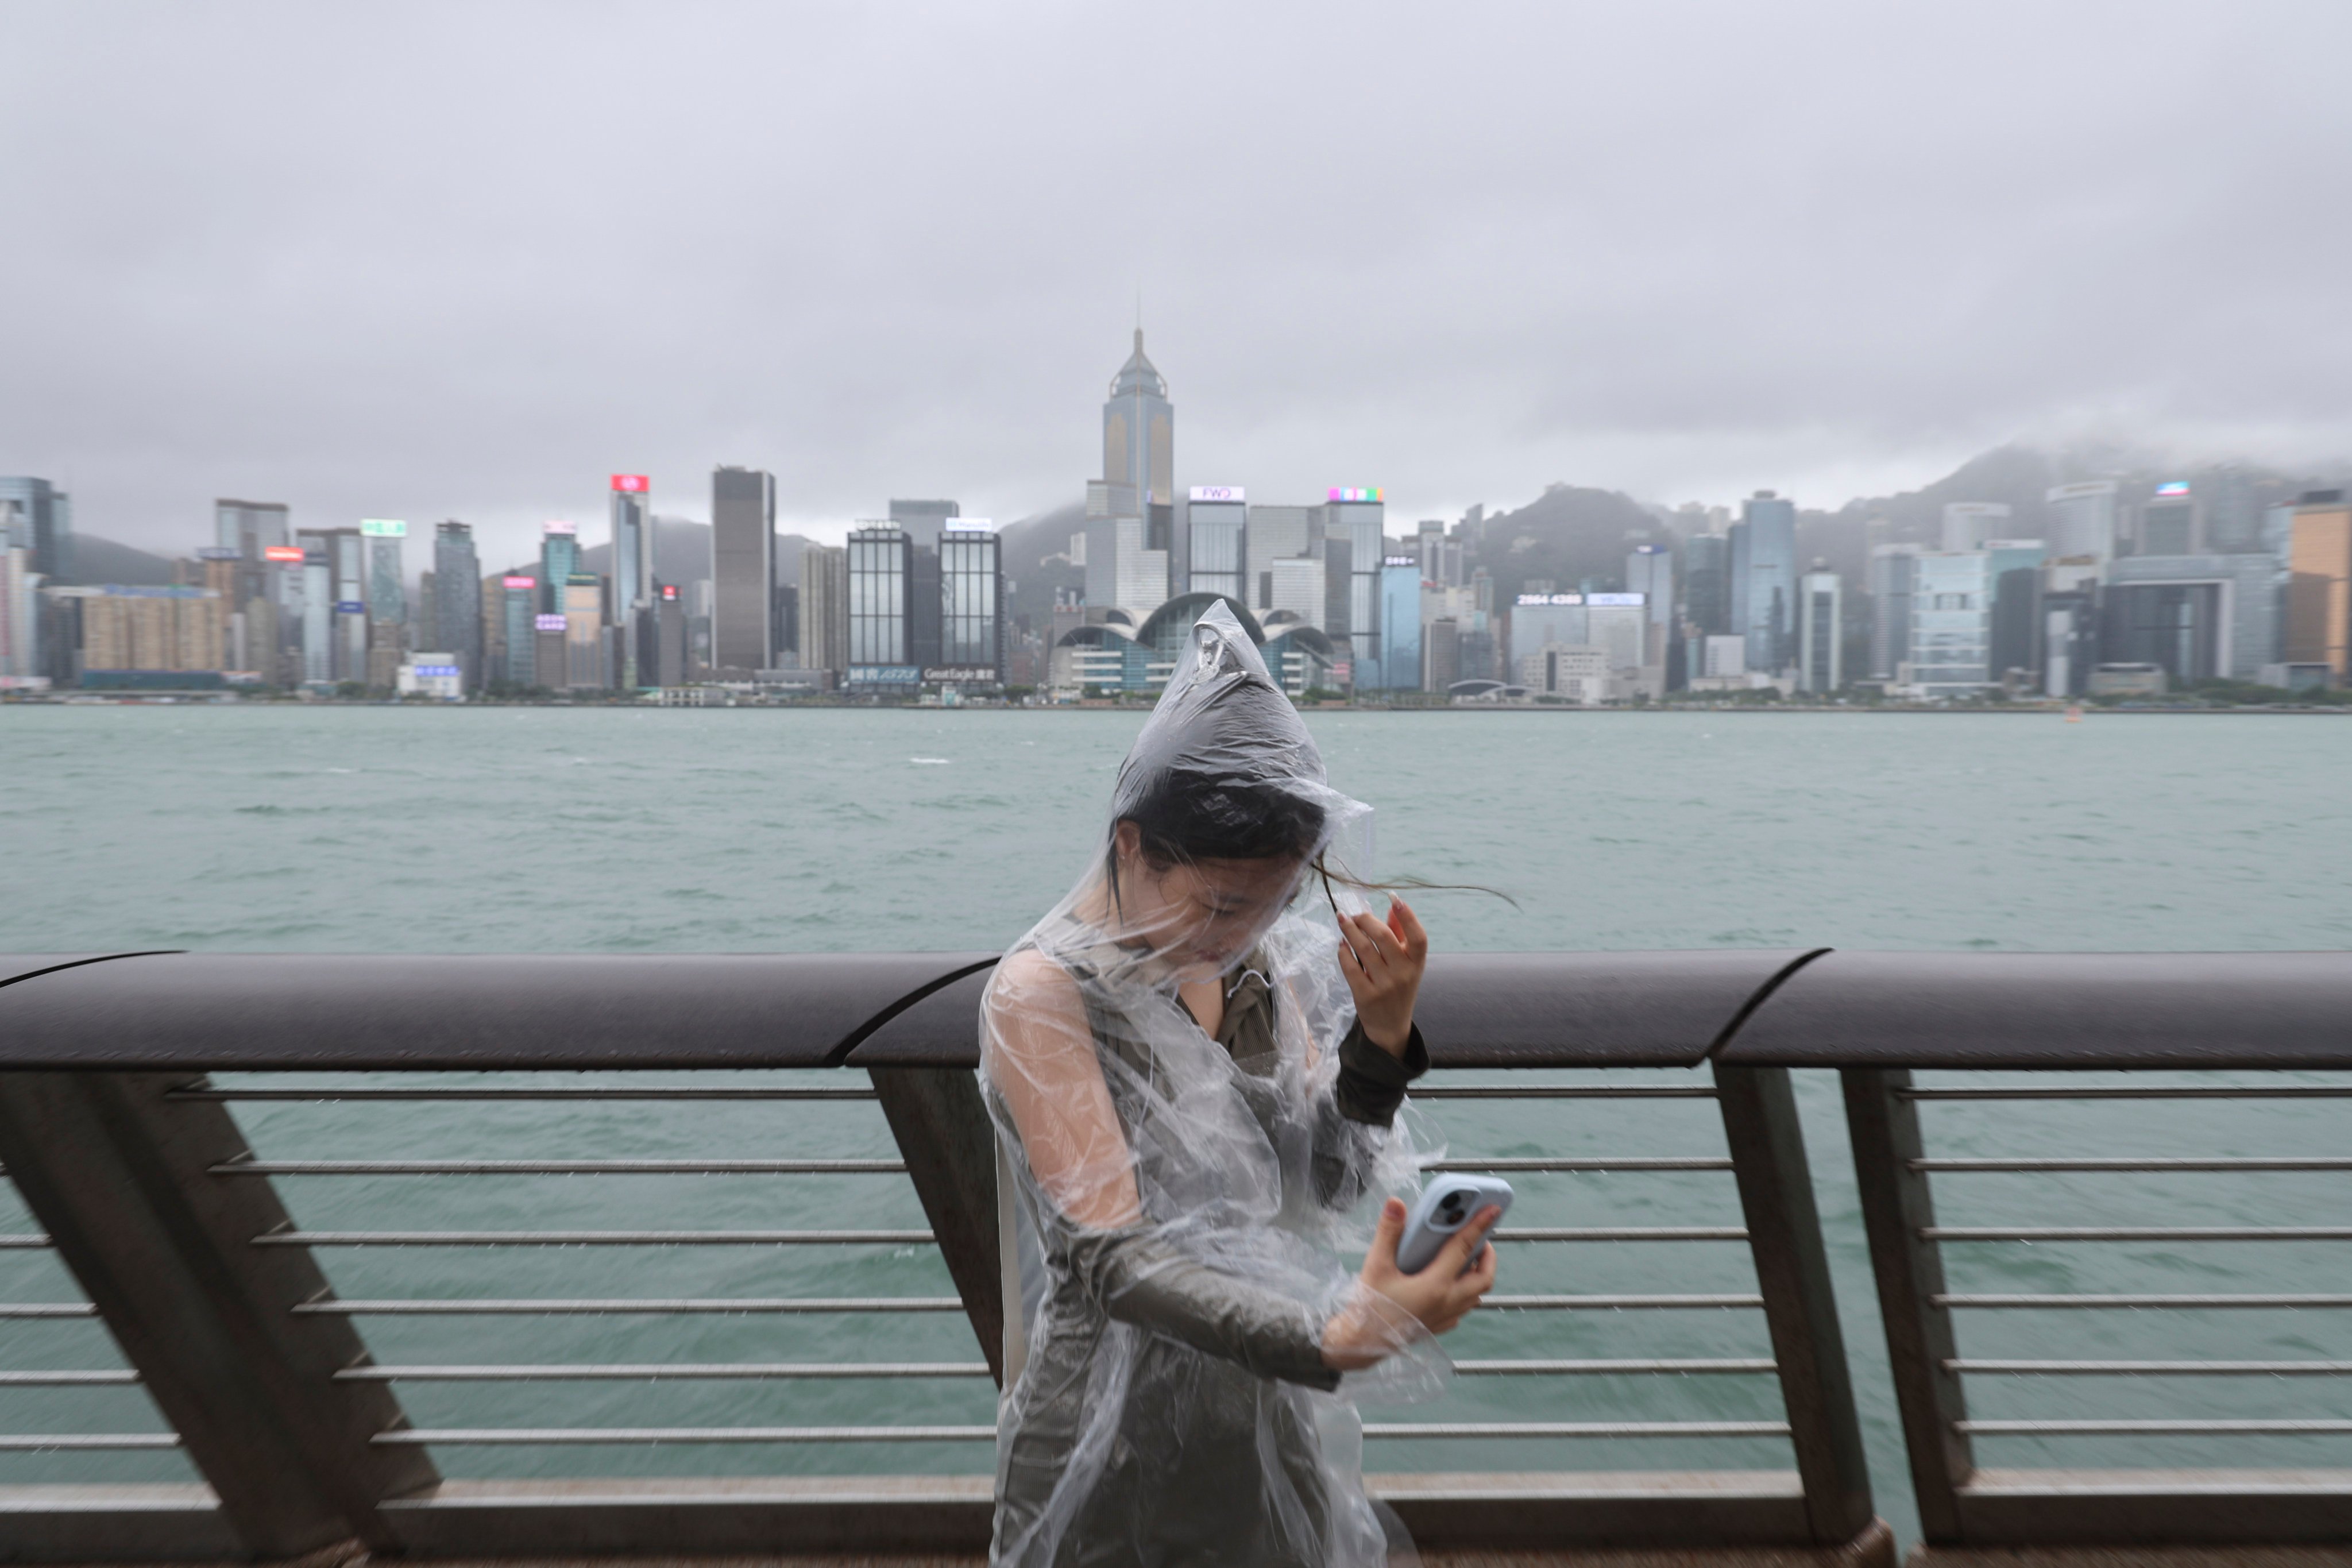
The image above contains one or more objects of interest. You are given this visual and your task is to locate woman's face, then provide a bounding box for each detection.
[1111,822,1305,980]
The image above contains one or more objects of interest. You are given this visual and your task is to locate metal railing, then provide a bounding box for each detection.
[3,946,2350,1561]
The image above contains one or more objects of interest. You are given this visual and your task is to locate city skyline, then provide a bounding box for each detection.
[4,6,2351,566]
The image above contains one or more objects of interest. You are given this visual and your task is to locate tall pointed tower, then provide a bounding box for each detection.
[1102,330,1173,516]
[1087,330,1176,619]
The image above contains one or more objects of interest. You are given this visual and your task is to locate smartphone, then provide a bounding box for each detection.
[1396,1175,1514,1275]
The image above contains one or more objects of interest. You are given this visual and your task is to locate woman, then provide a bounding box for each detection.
[982,603,1499,1568]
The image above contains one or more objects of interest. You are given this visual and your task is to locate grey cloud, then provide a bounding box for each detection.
[2,0,2347,567]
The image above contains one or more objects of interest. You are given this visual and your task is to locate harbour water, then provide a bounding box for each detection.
[6,706,2352,1547]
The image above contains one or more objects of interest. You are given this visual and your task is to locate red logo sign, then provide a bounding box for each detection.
[263,545,305,563]
[661,584,679,601]
[611,474,649,493]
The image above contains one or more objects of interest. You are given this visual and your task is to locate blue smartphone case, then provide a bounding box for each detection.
[1396,1175,1514,1274]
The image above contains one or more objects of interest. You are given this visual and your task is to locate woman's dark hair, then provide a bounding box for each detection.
[1120,769,1327,869]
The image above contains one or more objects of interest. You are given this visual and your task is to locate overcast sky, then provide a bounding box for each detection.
[5,2,2349,566]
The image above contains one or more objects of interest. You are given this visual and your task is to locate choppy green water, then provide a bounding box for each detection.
[5,706,2352,1547]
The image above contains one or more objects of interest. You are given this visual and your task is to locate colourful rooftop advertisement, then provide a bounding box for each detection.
[534,613,567,632]
[360,519,408,537]
[1326,488,1383,503]
[611,475,649,493]
[1189,485,1245,503]
[502,575,535,590]
[2154,481,2190,497]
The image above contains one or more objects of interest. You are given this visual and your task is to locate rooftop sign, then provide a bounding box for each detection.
[944,517,995,532]
[611,475,649,493]
[360,519,407,537]
[543,521,577,536]
[196,546,240,560]
[503,575,536,589]
[262,545,306,563]
[535,613,567,632]
[1189,486,1245,503]
[2154,481,2191,498]
[1327,488,1383,504]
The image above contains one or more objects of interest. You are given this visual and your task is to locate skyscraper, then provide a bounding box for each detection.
[936,521,1003,683]
[1380,556,1422,690]
[1103,330,1173,520]
[2046,481,2119,562]
[1908,552,1991,699]
[1941,503,2011,553]
[1797,570,1842,693]
[1323,489,1384,676]
[432,522,484,688]
[2139,483,2197,557]
[610,476,653,686]
[1867,544,1921,681]
[847,525,914,686]
[1087,333,1173,619]
[1732,491,1797,675]
[539,523,581,610]
[710,467,775,675]
[800,543,848,682]
[362,521,407,624]
[499,575,538,688]
[1626,543,1674,668]
[562,574,605,690]
[0,478,72,584]
[1185,489,1247,601]
[2286,491,2352,680]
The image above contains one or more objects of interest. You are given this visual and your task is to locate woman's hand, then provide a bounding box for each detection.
[1337,897,1427,1055]
[1322,1195,1499,1370]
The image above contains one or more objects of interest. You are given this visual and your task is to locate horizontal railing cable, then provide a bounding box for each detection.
[1938,1293,2352,1310]
[1452,1358,1777,1376]
[335,1362,992,1381]
[171,1086,880,1102]
[1423,1157,1732,1173]
[0,1304,98,1319]
[1902,1086,2352,1101]
[377,1425,997,1446]
[259,1229,937,1247]
[0,1370,139,1386]
[0,1434,181,1451]
[293,1296,966,1315]
[1482,1293,1763,1310]
[212,1158,908,1176]
[1410,1086,1717,1100]
[1951,1359,2352,1376]
[1929,1226,2352,1242]
[1914,1157,2352,1173]
[1494,1227,1748,1242]
[369,1420,1793,1446]
[1959,1418,2352,1437]
[0,1235,50,1249]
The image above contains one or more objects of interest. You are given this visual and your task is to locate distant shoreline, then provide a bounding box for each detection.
[9,697,2347,717]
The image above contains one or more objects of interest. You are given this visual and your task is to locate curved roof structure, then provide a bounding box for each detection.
[1135,592,1264,651]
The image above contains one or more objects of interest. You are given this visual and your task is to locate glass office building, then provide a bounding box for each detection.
[847,525,913,683]
[1908,552,1991,698]
[1732,492,1797,676]
[937,524,1002,681]
[1379,558,1422,690]
[710,466,775,674]
[1324,493,1384,674]
[433,522,483,689]
[500,577,538,686]
[562,574,605,689]
[1186,495,1246,602]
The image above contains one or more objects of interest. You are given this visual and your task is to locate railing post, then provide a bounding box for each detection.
[0,1071,435,1557]
[1713,1061,1875,1546]
[870,1065,1005,1385]
[1841,1065,1973,1544]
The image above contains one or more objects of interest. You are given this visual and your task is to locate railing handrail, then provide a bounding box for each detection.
[8,947,2351,1071]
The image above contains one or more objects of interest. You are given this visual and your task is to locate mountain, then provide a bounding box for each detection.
[562,522,820,590]
[63,535,179,586]
[1467,485,1673,598]
[999,500,1087,631]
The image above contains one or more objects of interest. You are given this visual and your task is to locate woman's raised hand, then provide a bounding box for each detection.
[1337,897,1427,1055]
[1321,1195,1499,1370]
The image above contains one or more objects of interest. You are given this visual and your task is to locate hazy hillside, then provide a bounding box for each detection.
[572,522,820,590]
[1467,485,1671,598]
[999,499,1086,631]
[64,535,177,586]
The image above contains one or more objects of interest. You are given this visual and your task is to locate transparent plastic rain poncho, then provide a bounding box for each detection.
[981,603,1443,1568]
